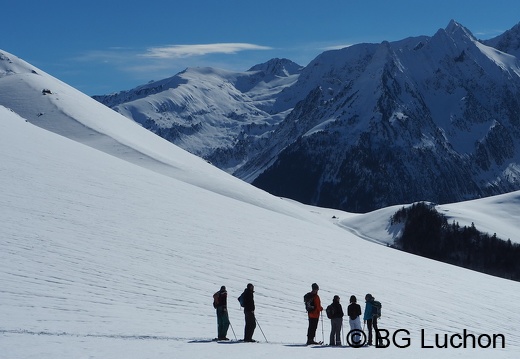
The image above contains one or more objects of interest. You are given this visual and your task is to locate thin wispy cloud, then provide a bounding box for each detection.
[141,43,273,59]
[76,43,272,64]
[69,42,280,88]
[321,43,354,51]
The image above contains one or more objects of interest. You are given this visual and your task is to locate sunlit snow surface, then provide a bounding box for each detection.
[1,50,520,358]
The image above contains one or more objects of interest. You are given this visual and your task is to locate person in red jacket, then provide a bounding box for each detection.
[305,283,323,345]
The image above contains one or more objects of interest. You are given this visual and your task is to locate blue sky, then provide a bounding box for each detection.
[4,0,520,95]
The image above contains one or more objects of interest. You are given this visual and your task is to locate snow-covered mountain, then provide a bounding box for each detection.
[483,22,520,58]
[95,20,520,213]
[93,58,302,173]
[1,47,520,359]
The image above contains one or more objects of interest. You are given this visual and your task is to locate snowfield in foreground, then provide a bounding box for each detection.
[2,106,520,359]
[1,49,520,358]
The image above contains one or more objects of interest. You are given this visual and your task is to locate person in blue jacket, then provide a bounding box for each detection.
[363,293,380,346]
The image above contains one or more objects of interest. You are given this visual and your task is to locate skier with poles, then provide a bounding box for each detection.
[213,286,230,340]
[238,283,257,342]
[326,295,344,346]
[304,283,323,345]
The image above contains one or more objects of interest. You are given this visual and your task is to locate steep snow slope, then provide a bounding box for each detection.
[0,50,314,223]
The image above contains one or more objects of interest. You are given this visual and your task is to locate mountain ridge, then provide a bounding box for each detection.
[89,20,520,211]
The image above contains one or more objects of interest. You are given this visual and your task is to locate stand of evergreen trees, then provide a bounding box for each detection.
[391,202,520,281]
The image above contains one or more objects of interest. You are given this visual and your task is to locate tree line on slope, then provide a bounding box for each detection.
[391,202,520,281]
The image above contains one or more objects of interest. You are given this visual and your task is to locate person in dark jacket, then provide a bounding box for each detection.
[347,295,362,346]
[363,293,380,346]
[241,283,256,342]
[215,286,230,340]
[327,295,344,346]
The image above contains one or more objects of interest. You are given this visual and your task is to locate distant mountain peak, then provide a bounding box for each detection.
[482,21,520,58]
[247,58,302,77]
[445,19,476,40]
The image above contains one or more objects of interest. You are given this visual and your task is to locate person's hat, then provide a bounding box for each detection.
[220,286,226,291]
[312,283,319,290]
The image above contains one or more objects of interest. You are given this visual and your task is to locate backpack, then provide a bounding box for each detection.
[372,300,382,319]
[213,292,220,309]
[326,304,335,319]
[303,292,315,312]
[238,292,245,307]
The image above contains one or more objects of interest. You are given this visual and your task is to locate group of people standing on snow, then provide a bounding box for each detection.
[305,283,381,346]
[213,283,258,342]
[212,282,381,346]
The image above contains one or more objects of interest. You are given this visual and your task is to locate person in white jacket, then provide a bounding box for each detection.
[347,295,362,346]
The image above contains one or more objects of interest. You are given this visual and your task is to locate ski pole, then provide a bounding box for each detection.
[320,311,324,344]
[341,319,344,346]
[229,320,238,341]
[255,317,268,343]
